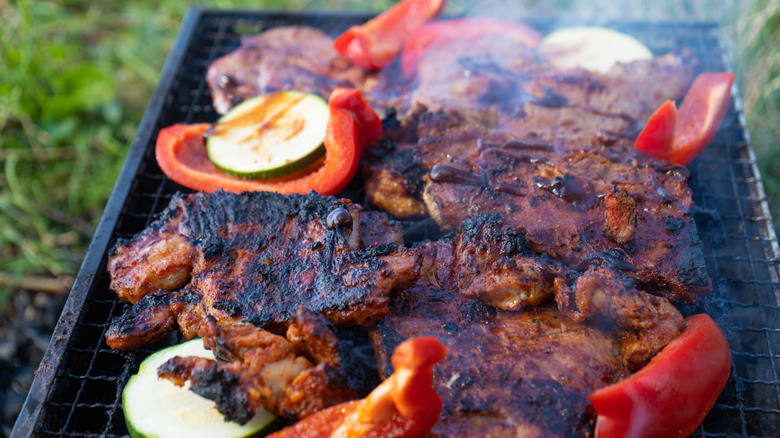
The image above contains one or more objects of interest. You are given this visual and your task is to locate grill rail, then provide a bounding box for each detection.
[13,7,780,437]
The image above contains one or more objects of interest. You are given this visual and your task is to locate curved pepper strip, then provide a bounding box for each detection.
[634,72,734,165]
[155,88,381,196]
[400,17,541,79]
[588,314,731,438]
[333,0,446,71]
[633,99,678,161]
[267,336,446,438]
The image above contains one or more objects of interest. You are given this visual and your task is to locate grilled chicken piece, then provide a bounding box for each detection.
[421,132,710,302]
[371,291,628,438]
[159,311,373,423]
[206,26,367,114]
[106,191,419,350]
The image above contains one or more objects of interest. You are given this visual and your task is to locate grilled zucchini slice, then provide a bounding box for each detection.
[207,91,329,179]
[123,338,276,438]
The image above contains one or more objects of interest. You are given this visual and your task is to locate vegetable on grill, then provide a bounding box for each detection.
[333,0,445,70]
[267,336,446,438]
[634,72,735,165]
[123,338,276,438]
[155,87,381,195]
[588,314,731,438]
[206,91,329,179]
[538,26,653,73]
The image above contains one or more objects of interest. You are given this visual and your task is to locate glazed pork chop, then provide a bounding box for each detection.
[371,293,625,438]
[105,190,419,350]
[419,126,711,303]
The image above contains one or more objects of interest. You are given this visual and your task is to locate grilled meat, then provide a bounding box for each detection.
[419,128,710,302]
[363,47,695,220]
[106,190,419,349]
[417,214,685,368]
[369,215,684,436]
[110,20,718,434]
[371,293,626,438]
[159,310,375,423]
[409,36,694,145]
[206,26,367,114]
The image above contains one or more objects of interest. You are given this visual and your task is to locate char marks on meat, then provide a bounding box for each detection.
[106,190,418,350]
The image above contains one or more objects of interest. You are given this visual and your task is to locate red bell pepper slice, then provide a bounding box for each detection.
[267,336,446,438]
[401,17,542,78]
[155,88,381,196]
[588,314,731,438]
[333,0,446,71]
[633,99,678,160]
[634,72,734,165]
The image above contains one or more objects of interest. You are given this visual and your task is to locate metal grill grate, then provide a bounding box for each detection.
[13,8,780,438]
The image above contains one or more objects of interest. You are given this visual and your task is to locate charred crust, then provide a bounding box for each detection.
[664,217,686,234]
[353,243,397,260]
[212,300,242,317]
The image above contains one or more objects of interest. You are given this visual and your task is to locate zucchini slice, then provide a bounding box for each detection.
[123,338,276,438]
[207,91,329,179]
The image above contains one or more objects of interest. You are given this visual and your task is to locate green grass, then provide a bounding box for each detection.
[0,0,778,307]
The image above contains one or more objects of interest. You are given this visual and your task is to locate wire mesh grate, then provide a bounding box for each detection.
[16,8,780,438]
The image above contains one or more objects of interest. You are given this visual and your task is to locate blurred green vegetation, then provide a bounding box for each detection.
[0,0,778,307]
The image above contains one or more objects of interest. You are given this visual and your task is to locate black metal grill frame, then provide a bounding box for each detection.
[12,7,780,437]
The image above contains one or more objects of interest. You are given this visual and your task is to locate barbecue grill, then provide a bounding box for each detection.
[12,7,780,437]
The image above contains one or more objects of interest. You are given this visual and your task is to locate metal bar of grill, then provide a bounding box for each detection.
[13,7,780,438]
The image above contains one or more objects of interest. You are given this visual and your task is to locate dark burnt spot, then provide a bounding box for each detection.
[308,241,323,250]
[185,362,254,424]
[244,311,272,327]
[665,217,686,234]
[676,234,710,289]
[381,107,401,132]
[212,300,241,317]
[202,239,225,259]
[585,251,636,272]
[353,243,397,260]
[498,228,530,257]
[442,321,458,333]
[461,299,496,322]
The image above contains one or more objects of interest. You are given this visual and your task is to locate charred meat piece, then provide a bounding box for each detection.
[206,26,367,114]
[418,214,684,369]
[370,289,628,438]
[420,129,710,303]
[106,190,419,349]
[418,214,563,311]
[159,311,373,423]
